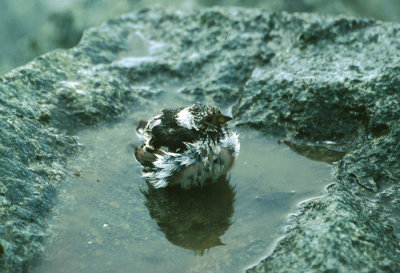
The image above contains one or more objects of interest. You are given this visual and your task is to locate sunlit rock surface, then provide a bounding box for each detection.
[0,7,399,272]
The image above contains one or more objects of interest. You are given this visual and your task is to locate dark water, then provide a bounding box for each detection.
[34,98,333,272]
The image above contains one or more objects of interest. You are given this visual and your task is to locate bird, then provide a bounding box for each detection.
[135,104,240,190]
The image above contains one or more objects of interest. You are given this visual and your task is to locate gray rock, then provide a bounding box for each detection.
[0,7,399,272]
[2,0,400,75]
[0,9,157,270]
[249,129,400,272]
[234,12,400,147]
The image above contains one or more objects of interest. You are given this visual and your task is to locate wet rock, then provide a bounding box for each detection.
[0,7,399,272]
[378,184,400,238]
[0,9,156,270]
[280,140,345,164]
[337,128,400,193]
[2,0,400,75]
[0,102,80,272]
[247,190,400,273]
[249,129,400,272]
[234,13,400,147]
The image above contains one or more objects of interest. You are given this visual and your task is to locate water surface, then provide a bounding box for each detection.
[34,101,333,273]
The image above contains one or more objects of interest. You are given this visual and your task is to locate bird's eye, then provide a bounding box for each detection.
[205,116,213,123]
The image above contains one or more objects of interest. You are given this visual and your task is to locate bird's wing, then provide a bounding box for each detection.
[151,125,199,152]
[140,108,198,152]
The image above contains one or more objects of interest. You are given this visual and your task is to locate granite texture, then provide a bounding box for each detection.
[0,7,399,273]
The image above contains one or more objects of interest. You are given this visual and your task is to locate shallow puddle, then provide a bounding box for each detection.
[34,97,333,272]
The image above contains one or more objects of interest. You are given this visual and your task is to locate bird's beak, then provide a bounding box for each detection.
[218,115,232,124]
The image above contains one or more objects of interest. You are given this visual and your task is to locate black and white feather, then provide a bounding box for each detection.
[135,104,240,190]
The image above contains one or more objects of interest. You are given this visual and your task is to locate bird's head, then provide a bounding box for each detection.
[176,104,232,133]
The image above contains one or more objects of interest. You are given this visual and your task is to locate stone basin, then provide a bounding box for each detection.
[0,7,399,273]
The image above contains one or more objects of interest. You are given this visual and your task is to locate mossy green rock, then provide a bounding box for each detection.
[0,7,399,272]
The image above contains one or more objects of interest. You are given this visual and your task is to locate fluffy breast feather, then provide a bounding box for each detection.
[143,132,240,189]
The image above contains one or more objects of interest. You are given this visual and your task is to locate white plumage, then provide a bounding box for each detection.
[176,107,197,130]
[143,133,240,189]
[135,104,240,189]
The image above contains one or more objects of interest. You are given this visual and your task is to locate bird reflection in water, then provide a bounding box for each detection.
[141,176,235,255]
